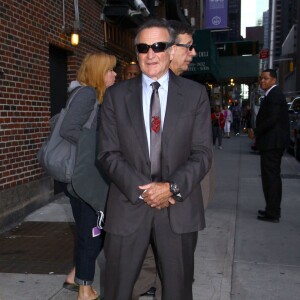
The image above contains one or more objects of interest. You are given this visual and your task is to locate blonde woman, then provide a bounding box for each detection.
[60,52,116,300]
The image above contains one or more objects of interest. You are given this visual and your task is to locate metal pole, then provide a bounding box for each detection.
[62,0,66,30]
[269,0,276,68]
[74,0,80,21]
[73,0,81,30]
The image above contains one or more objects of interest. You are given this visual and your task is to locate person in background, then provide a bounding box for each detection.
[123,62,141,80]
[248,69,289,223]
[98,18,212,300]
[168,20,196,75]
[169,19,215,210]
[211,105,225,149]
[244,104,252,131]
[232,102,241,136]
[132,19,198,300]
[223,105,233,138]
[61,52,117,300]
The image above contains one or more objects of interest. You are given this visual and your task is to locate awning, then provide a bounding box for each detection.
[184,30,220,82]
[218,56,259,84]
[184,30,260,84]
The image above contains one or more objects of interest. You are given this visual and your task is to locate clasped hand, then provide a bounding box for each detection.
[139,182,176,210]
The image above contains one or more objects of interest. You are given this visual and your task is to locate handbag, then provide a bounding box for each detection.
[37,86,94,183]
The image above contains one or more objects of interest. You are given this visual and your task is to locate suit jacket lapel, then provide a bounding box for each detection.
[125,77,149,161]
[163,72,184,145]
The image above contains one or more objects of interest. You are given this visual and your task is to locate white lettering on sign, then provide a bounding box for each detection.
[197,51,209,57]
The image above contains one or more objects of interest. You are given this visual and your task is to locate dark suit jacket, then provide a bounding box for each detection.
[98,71,213,236]
[255,86,289,151]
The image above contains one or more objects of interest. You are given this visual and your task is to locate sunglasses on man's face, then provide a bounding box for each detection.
[136,42,174,54]
[176,44,196,51]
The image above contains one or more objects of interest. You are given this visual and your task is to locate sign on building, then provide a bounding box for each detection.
[259,49,269,59]
[205,0,228,29]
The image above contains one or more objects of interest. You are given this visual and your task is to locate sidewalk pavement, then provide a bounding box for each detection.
[1,134,300,300]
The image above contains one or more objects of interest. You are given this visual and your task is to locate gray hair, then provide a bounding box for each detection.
[134,18,176,45]
[167,20,194,43]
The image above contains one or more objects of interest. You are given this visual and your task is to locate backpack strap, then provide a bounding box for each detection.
[66,86,98,129]
[65,86,84,110]
[83,98,98,129]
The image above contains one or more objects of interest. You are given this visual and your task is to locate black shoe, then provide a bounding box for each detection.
[141,287,156,297]
[257,210,267,216]
[257,215,279,223]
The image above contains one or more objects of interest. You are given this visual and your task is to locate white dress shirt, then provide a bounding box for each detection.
[142,72,169,156]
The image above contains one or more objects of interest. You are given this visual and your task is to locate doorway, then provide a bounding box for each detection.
[49,45,69,194]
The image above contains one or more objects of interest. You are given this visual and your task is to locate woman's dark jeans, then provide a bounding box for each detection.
[63,183,104,285]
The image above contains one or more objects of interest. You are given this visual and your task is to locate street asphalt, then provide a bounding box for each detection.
[0,134,300,300]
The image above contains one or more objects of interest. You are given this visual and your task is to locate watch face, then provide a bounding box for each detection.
[171,182,180,194]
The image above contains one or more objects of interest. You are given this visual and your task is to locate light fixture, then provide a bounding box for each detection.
[62,24,81,46]
[70,20,81,46]
[71,32,79,46]
[62,0,81,46]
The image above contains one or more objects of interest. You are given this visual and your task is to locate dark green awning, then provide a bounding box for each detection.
[184,29,220,81]
[218,56,259,83]
[184,30,260,84]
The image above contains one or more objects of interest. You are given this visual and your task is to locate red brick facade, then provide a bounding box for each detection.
[0,1,139,183]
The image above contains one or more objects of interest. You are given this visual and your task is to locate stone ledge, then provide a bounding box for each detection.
[0,177,54,233]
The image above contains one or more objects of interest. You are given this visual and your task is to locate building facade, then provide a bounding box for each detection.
[211,0,242,42]
[267,0,299,97]
[269,0,297,68]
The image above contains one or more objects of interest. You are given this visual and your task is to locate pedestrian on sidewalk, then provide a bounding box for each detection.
[98,18,212,300]
[61,52,117,300]
[248,68,289,223]
[232,102,241,136]
[211,105,225,149]
[223,105,232,138]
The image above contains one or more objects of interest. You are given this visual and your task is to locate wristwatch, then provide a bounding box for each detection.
[169,181,180,195]
[168,181,183,202]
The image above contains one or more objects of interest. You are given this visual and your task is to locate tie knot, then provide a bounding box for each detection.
[151,81,160,91]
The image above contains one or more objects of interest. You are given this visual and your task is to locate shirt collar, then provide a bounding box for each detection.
[265,84,276,96]
[142,71,169,90]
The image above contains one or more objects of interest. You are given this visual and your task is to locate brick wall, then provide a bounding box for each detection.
[0,0,132,190]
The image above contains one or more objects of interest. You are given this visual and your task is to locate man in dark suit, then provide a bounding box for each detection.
[132,20,215,300]
[249,69,289,223]
[132,20,198,300]
[98,19,212,300]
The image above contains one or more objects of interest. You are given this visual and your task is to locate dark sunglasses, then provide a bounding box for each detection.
[136,42,174,54]
[176,44,196,51]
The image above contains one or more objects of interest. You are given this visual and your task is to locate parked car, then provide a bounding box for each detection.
[288,97,300,161]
